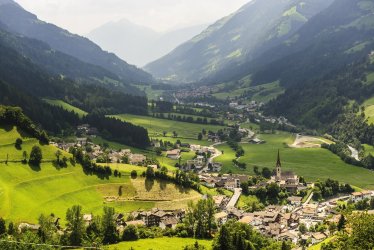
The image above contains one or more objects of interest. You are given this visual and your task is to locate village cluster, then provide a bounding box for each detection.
[48,124,374,248]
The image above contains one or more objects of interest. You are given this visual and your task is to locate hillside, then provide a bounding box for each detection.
[0,0,154,84]
[145,0,333,83]
[0,120,199,223]
[247,0,374,87]
[0,28,144,95]
[88,19,207,66]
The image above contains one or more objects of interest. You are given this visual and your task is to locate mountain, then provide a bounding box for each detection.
[87,19,207,66]
[145,0,333,83]
[0,28,149,121]
[239,0,374,88]
[260,0,374,129]
[0,0,154,84]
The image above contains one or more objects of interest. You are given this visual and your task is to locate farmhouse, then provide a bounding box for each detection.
[166,149,181,159]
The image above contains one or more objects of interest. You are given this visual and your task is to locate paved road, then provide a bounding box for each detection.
[302,192,314,206]
[227,188,242,208]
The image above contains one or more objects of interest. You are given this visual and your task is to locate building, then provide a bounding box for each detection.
[129,154,146,165]
[287,196,303,206]
[214,212,228,226]
[166,149,181,159]
[350,190,373,202]
[272,150,301,193]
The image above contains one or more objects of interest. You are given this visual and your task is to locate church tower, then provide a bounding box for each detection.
[276,150,282,180]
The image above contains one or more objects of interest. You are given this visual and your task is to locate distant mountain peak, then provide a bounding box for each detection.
[0,0,18,6]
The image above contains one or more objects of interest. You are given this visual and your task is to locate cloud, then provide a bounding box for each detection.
[14,0,251,34]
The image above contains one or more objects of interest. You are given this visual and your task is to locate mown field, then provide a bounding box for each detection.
[362,96,374,124]
[0,126,200,223]
[111,114,225,145]
[107,237,212,250]
[43,99,88,117]
[214,132,374,189]
[212,81,284,104]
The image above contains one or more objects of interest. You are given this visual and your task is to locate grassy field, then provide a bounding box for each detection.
[308,237,335,250]
[43,99,88,117]
[214,132,374,189]
[111,114,225,145]
[212,81,284,104]
[0,126,200,223]
[107,237,212,250]
[361,96,374,124]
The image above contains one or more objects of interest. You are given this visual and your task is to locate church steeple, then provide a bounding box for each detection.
[276,149,282,180]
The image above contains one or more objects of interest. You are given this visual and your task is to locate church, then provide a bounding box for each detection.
[271,150,302,193]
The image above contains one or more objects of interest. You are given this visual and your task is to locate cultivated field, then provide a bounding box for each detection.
[107,237,212,250]
[43,99,88,117]
[0,126,200,223]
[215,132,374,189]
[111,114,225,145]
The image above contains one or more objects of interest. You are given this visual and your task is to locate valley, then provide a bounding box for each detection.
[0,0,373,249]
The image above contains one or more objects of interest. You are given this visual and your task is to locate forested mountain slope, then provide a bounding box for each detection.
[0,0,154,85]
[145,0,333,83]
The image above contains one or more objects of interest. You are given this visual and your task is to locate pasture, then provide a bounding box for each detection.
[214,132,374,189]
[0,126,200,223]
[111,114,225,145]
[107,237,212,250]
[43,99,88,117]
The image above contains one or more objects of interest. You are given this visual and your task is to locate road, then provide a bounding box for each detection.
[302,192,314,206]
[227,188,242,208]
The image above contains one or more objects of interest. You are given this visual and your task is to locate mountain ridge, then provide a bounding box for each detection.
[0,0,154,84]
[88,19,207,66]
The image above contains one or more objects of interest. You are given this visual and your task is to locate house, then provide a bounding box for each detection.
[18,223,40,233]
[83,214,93,225]
[159,217,179,229]
[211,162,222,172]
[76,138,88,145]
[124,220,145,227]
[214,212,228,225]
[129,154,146,165]
[212,195,225,207]
[312,232,327,244]
[351,190,372,202]
[287,196,303,206]
[239,216,253,225]
[302,204,318,217]
[278,231,299,245]
[250,138,265,144]
[166,149,181,159]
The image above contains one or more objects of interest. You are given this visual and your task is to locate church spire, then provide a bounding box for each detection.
[276,149,281,180]
[277,149,281,166]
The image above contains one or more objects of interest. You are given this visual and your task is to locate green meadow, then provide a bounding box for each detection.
[0,126,200,223]
[214,132,374,189]
[362,96,374,124]
[111,114,225,145]
[43,99,88,117]
[107,237,212,250]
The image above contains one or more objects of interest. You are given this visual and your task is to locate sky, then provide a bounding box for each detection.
[14,0,251,35]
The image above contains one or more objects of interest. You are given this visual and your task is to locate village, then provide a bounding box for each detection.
[48,124,374,248]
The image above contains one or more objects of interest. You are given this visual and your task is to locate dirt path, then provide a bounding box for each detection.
[290,134,331,148]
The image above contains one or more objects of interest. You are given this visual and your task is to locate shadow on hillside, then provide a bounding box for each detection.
[16,127,30,138]
[1,124,13,132]
[28,162,41,172]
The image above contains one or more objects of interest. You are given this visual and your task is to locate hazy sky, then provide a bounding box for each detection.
[14,0,251,35]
